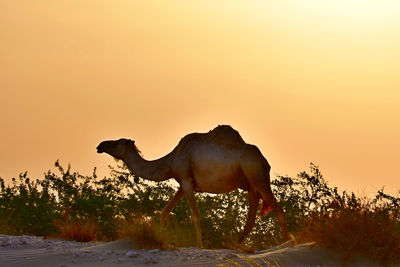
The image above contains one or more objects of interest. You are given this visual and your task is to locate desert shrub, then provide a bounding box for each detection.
[0,161,130,240]
[0,173,58,235]
[0,159,399,259]
[297,194,400,265]
[55,211,97,242]
[118,215,165,249]
[44,161,124,240]
[118,214,197,249]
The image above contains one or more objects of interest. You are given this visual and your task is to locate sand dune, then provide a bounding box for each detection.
[0,234,387,266]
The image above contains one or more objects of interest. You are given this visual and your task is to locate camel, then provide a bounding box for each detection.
[97,125,288,247]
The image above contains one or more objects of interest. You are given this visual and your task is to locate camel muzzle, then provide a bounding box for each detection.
[96,145,104,153]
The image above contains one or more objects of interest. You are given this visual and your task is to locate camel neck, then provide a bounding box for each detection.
[123,149,174,182]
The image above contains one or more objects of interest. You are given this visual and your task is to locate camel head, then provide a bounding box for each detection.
[96,138,136,160]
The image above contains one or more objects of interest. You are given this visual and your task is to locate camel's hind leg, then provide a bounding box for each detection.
[161,187,184,222]
[258,185,289,240]
[241,155,289,240]
[238,190,260,243]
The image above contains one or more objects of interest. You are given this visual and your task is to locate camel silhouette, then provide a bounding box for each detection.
[97,125,288,247]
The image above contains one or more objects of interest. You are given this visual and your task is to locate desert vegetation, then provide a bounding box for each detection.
[0,161,399,265]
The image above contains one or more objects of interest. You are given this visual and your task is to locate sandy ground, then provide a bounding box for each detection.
[0,234,389,267]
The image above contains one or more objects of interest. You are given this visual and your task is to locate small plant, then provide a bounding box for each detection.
[55,220,97,242]
[118,214,197,249]
[118,215,166,249]
[156,215,196,248]
[297,196,400,266]
[54,209,97,242]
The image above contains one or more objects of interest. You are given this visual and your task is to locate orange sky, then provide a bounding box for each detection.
[1,1,399,196]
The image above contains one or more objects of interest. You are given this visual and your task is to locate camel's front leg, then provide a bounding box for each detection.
[181,180,203,248]
[161,187,184,222]
[238,191,260,243]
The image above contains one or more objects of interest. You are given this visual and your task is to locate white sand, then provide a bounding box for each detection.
[0,234,388,266]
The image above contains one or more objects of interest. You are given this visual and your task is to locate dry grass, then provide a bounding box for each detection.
[54,209,97,242]
[118,215,196,249]
[156,216,196,248]
[118,216,166,249]
[296,202,400,266]
[218,254,283,267]
[55,219,97,242]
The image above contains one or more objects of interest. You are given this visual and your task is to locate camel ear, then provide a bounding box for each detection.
[129,139,136,148]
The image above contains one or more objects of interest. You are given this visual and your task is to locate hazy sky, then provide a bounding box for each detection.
[1,0,399,196]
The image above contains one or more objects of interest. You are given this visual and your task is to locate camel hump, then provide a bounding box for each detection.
[174,125,245,155]
[208,125,245,145]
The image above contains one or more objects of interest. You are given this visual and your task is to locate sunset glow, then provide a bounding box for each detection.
[0,1,399,195]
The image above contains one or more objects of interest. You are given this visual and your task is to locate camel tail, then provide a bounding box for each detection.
[260,200,272,219]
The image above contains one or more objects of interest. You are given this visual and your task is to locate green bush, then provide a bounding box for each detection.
[0,161,399,259]
[0,172,58,235]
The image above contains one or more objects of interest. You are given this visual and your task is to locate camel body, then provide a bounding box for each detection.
[97,125,288,247]
[171,126,266,193]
